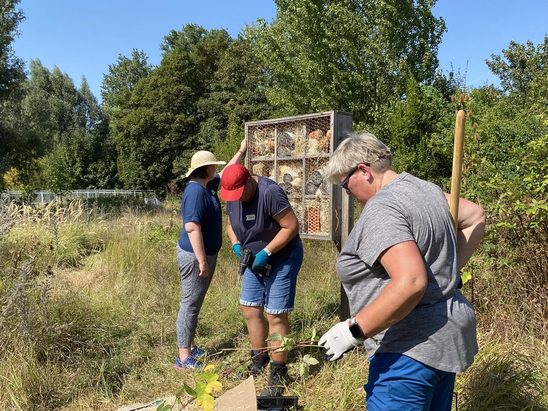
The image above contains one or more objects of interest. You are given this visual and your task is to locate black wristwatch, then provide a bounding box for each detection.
[348,318,366,340]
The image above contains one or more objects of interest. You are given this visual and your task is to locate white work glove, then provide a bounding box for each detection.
[318,320,361,361]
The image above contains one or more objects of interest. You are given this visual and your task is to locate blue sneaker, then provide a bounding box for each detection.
[191,346,205,359]
[174,356,202,370]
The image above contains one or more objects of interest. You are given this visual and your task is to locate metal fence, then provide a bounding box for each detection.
[0,190,161,205]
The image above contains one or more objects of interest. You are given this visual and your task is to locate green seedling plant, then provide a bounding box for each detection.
[461,270,472,286]
[158,329,321,411]
[266,328,320,379]
[298,327,321,379]
[156,365,222,411]
[299,354,320,380]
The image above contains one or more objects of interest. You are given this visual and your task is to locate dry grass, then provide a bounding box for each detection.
[456,334,548,411]
[0,199,546,410]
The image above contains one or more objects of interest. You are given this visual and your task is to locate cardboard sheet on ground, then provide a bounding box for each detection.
[117,395,187,411]
[215,376,257,411]
[116,376,257,411]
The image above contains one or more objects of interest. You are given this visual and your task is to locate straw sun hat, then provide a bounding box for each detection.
[185,151,226,177]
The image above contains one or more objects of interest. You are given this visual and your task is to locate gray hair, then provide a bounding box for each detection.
[322,132,392,183]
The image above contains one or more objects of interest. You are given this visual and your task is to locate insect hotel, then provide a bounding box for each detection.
[245,111,353,240]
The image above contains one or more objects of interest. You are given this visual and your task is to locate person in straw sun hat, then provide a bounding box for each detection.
[184,151,227,177]
[174,139,247,370]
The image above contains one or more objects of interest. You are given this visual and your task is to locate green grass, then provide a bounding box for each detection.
[0,201,546,411]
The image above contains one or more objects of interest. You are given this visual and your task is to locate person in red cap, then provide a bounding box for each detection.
[220,164,303,396]
[174,139,247,370]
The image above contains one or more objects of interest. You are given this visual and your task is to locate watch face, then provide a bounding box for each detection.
[349,322,365,339]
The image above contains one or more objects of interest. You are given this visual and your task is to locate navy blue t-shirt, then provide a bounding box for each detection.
[178,176,222,256]
[226,176,300,266]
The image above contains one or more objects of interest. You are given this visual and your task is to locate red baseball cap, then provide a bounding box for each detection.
[220,164,251,201]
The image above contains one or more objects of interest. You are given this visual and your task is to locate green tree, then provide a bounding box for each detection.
[13,61,116,190]
[0,0,26,188]
[0,86,42,188]
[77,77,102,129]
[21,61,82,149]
[460,45,547,332]
[247,0,446,124]
[465,86,546,187]
[101,49,151,113]
[42,125,116,192]
[486,35,547,109]
[193,37,272,160]
[111,25,231,190]
[372,77,454,184]
[0,0,24,99]
[462,39,547,230]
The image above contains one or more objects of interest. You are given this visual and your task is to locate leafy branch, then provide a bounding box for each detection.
[158,329,322,411]
[156,365,222,411]
[266,330,320,380]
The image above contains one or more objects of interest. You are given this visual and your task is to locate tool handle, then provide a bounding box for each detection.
[450,109,466,231]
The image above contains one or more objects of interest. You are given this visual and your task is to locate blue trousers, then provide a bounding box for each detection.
[365,353,456,411]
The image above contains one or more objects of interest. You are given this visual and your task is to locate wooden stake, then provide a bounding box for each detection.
[450,109,466,230]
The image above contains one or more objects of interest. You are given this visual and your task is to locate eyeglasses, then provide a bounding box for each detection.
[339,163,370,192]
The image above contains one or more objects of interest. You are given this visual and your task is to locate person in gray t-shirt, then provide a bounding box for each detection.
[318,133,486,411]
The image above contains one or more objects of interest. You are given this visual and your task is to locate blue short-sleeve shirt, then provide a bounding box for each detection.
[226,176,300,265]
[178,176,222,255]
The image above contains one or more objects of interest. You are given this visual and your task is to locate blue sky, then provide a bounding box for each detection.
[12,1,547,101]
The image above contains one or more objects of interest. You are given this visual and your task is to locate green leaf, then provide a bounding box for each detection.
[302,354,319,365]
[198,371,217,382]
[299,362,308,378]
[461,271,473,285]
[175,386,186,398]
[196,392,215,411]
[275,336,296,352]
[155,402,173,411]
[182,383,196,398]
[310,327,317,342]
[194,381,207,397]
[266,333,282,342]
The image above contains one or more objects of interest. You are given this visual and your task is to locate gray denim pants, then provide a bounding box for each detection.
[176,245,217,348]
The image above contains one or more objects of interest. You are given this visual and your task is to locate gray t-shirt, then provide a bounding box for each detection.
[337,172,477,372]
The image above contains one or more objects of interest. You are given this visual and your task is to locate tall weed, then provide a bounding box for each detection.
[456,336,548,410]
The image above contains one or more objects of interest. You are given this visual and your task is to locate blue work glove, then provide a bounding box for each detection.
[232,243,242,259]
[252,249,270,272]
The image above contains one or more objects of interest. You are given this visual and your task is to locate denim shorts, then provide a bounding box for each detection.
[240,241,303,314]
[365,353,456,411]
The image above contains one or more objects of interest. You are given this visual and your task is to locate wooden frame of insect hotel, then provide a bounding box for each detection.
[245,111,353,241]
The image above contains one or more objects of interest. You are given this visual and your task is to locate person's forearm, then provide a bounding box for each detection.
[226,221,239,245]
[222,139,247,174]
[187,227,207,263]
[354,241,427,338]
[355,277,426,338]
[456,222,485,270]
[227,148,245,167]
[267,210,299,254]
[265,226,297,254]
[444,194,486,270]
